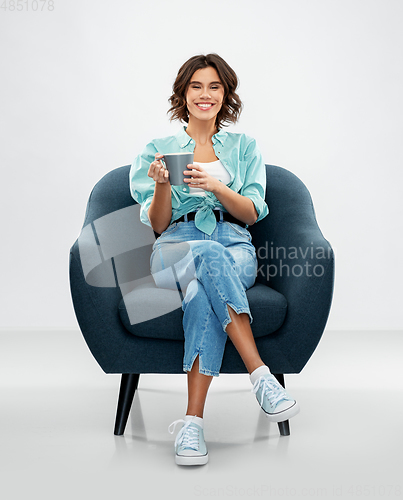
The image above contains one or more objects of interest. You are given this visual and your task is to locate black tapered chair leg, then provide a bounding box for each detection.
[277,420,290,436]
[114,373,140,436]
[273,373,291,436]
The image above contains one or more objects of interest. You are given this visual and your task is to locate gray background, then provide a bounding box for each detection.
[1,2,402,498]
[1,0,402,331]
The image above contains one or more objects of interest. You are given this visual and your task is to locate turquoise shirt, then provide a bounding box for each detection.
[129,126,269,235]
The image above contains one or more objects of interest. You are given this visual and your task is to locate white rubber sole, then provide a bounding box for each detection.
[263,401,300,422]
[175,453,209,466]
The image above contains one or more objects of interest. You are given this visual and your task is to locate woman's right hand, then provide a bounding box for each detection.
[148,153,170,184]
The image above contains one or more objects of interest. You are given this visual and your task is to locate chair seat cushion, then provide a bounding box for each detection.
[118,282,287,341]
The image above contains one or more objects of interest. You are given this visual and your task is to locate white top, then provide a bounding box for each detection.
[188,160,231,196]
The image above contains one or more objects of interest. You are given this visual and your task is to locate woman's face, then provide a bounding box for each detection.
[185,66,225,124]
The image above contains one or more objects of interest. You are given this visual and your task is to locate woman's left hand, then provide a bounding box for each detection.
[183,164,221,194]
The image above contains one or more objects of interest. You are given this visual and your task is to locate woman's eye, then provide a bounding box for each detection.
[191,86,219,90]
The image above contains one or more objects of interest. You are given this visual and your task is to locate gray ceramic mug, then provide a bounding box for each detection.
[160,152,194,186]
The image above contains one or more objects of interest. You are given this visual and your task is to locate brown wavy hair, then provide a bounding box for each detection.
[167,53,243,129]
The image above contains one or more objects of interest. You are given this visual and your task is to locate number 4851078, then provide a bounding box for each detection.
[1,0,54,11]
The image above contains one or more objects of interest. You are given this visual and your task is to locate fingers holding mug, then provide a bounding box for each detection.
[148,154,170,184]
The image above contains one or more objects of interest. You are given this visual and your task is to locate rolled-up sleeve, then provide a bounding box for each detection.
[240,138,269,222]
[129,141,158,227]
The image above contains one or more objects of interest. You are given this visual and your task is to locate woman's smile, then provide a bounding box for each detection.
[195,103,215,111]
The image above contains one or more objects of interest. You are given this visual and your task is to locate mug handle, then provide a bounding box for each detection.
[159,155,167,170]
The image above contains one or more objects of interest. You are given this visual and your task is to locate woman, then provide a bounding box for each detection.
[130,53,299,466]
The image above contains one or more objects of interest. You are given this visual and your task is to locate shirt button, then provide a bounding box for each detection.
[190,140,194,144]
[183,188,186,192]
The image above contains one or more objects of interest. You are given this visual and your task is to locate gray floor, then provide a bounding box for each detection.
[1,330,402,500]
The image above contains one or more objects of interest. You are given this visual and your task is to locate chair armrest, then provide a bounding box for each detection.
[69,241,131,372]
[260,232,334,297]
[249,165,335,372]
[254,231,334,373]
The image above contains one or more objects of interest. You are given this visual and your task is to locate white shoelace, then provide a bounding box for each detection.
[251,375,289,408]
[168,419,200,451]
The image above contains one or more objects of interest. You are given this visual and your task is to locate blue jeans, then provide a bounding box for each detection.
[150,215,258,377]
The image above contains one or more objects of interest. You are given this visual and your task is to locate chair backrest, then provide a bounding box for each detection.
[249,164,318,241]
[82,165,135,228]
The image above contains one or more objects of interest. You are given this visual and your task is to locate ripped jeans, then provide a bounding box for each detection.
[150,217,258,377]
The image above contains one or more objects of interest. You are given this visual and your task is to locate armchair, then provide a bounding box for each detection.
[69,164,334,437]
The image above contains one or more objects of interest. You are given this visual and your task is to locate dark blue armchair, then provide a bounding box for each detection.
[69,164,334,437]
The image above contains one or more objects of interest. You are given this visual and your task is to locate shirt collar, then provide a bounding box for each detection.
[175,125,228,149]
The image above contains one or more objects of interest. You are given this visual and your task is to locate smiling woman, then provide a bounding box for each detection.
[167,53,243,129]
[129,53,299,467]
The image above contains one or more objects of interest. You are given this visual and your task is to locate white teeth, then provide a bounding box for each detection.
[197,104,212,108]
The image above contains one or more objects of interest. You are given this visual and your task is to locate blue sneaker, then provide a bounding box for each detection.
[168,417,208,466]
[252,373,300,422]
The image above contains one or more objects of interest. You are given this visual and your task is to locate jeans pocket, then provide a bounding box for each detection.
[225,221,252,241]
